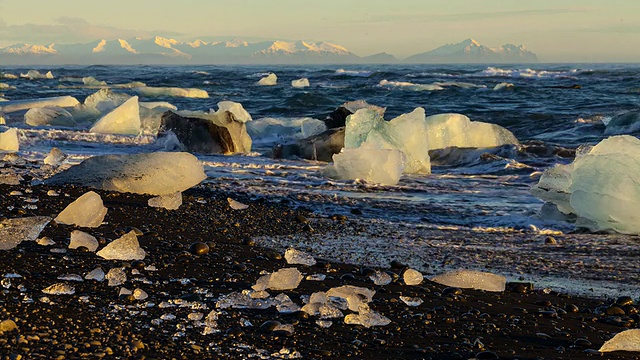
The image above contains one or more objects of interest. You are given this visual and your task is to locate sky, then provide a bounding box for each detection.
[0,0,638,62]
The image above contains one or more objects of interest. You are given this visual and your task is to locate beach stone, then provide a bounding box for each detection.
[45,152,206,195]
[616,296,634,306]
[189,242,209,255]
[0,216,51,250]
[148,192,182,210]
[69,230,99,252]
[54,191,107,228]
[160,111,247,154]
[97,231,146,261]
[403,268,423,285]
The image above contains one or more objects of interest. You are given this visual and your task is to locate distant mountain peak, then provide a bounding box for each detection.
[405,39,538,64]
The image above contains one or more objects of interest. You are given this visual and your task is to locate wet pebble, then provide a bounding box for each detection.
[189,242,209,255]
[573,338,592,348]
[615,296,634,307]
[605,306,626,316]
[476,351,499,360]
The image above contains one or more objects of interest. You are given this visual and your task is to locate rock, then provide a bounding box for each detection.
[160,111,237,154]
[284,248,316,266]
[0,127,19,152]
[253,268,303,291]
[0,216,51,250]
[0,319,18,334]
[425,113,519,150]
[54,191,107,228]
[274,127,345,162]
[148,192,182,210]
[97,231,146,260]
[291,78,310,88]
[430,269,506,292]
[42,283,75,295]
[25,107,76,127]
[323,145,405,185]
[45,152,206,195]
[43,147,66,166]
[89,96,141,135]
[69,230,99,252]
[403,269,424,285]
[0,96,79,113]
[600,329,640,352]
[189,242,209,255]
[257,73,277,86]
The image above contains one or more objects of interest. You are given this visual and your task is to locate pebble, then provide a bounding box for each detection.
[189,242,209,255]
[475,351,499,360]
[544,236,557,244]
[615,296,634,307]
[605,306,626,316]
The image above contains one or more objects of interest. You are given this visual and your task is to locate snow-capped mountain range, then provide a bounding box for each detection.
[0,37,538,65]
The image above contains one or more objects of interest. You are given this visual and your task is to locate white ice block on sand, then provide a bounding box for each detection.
[69,230,99,252]
[599,329,640,352]
[252,268,303,291]
[54,191,107,228]
[0,216,51,250]
[148,192,182,210]
[97,231,146,261]
[0,128,19,152]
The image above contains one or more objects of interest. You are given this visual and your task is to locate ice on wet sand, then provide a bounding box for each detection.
[344,304,391,328]
[85,267,105,281]
[425,113,519,150]
[89,96,141,135]
[252,268,303,291]
[284,248,316,266]
[148,192,182,210]
[69,230,99,252]
[323,145,405,186]
[430,269,506,292]
[0,216,51,250]
[54,191,107,228]
[599,329,640,352]
[326,285,375,312]
[97,231,146,260]
[105,268,127,286]
[0,128,19,152]
[42,283,75,295]
[44,148,66,166]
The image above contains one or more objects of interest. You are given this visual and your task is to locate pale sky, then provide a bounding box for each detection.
[0,0,638,62]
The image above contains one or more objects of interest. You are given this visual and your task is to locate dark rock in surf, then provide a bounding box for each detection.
[160,111,235,154]
[273,127,345,162]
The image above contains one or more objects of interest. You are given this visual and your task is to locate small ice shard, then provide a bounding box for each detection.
[326,286,375,312]
[137,86,209,99]
[0,128,19,152]
[44,148,66,166]
[274,293,301,313]
[133,288,148,300]
[284,248,316,266]
[57,274,83,282]
[54,191,107,228]
[400,296,423,306]
[0,216,51,250]
[47,190,59,196]
[68,230,99,252]
[599,329,640,352]
[188,312,204,321]
[430,269,506,292]
[252,268,303,291]
[89,96,141,135]
[344,304,391,328]
[45,152,206,196]
[493,82,515,91]
[316,320,333,328]
[257,73,277,86]
[42,283,75,295]
[345,107,431,174]
[369,271,392,285]
[306,274,326,281]
[215,101,252,123]
[291,78,310,88]
[216,290,274,310]
[0,319,17,334]
[24,107,76,127]
[148,192,182,210]
[227,197,249,210]
[425,113,519,151]
[97,231,146,260]
[37,236,55,246]
[85,267,105,281]
[105,268,127,287]
[323,145,405,185]
[0,96,79,113]
[403,269,423,286]
[9,190,22,196]
[119,288,132,296]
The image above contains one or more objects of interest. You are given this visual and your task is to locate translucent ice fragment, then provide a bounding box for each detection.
[105,268,127,287]
[403,269,423,286]
[253,268,303,291]
[430,269,506,292]
[284,248,316,266]
[425,113,519,151]
[326,286,375,312]
[42,283,75,295]
[89,96,141,135]
[0,216,51,250]
[227,197,249,210]
[0,128,19,152]
[148,192,182,210]
[323,145,404,185]
[137,86,209,98]
[25,107,75,127]
[344,304,391,328]
[54,191,107,228]
[291,78,310,88]
[97,231,146,261]
[44,147,66,166]
[85,267,105,281]
[257,73,277,86]
[369,271,392,285]
[599,329,640,352]
[69,230,99,252]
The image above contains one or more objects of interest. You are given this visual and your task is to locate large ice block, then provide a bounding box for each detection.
[45,152,206,195]
[136,86,209,99]
[0,96,80,113]
[89,96,141,135]
[345,108,431,174]
[214,101,252,123]
[257,73,277,86]
[25,107,76,127]
[323,145,405,185]
[54,191,108,228]
[0,128,19,152]
[425,113,519,150]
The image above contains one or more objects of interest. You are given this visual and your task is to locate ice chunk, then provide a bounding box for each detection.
[85,267,105,281]
[140,101,177,111]
[25,107,75,127]
[326,285,375,312]
[369,271,392,285]
[57,274,83,282]
[430,269,506,292]
[493,82,515,91]
[274,293,301,313]
[0,216,51,250]
[84,89,131,113]
[69,230,99,252]
[0,128,19,152]
[252,268,303,291]
[323,145,405,185]
[284,248,316,266]
[599,329,640,352]
[215,101,252,123]
[82,76,107,86]
[227,197,249,210]
[403,269,423,285]
[399,296,423,306]
[257,73,277,86]
[0,83,15,90]
[54,191,107,228]
[97,231,146,260]
[425,113,519,150]
[0,96,79,113]
[0,172,22,185]
[136,86,209,98]
[1,72,18,79]
[249,117,327,146]
[42,283,75,295]
[45,152,206,195]
[216,290,274,310]
[20,70,54,80]
[105,268,126,286]
[291,78,310,88]
[44,147,66,166]
[89,96,141,135]
[604,110,640,135]
[530,163,573,214]
[148,192,182,210]
[344,304,391,328]
[379,79,443,91]
[133,288,148,300]
[345,108,431,174]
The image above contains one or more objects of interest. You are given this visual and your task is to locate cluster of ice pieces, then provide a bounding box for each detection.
[532,135,640,234]
[430,269,506,292]
[54,191,107,228]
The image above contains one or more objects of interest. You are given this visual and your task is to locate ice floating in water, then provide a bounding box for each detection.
[44,147,66,166]
[97,231,146,260]
[227,197,249,210]
[0,83,14,90]
[284,248,316,266]
[604,110,640,135]
[493,82,515,91]
[403,269,424,286]
[532,135,640,234]
[0,128,19,152]
[425,113,519,150]
[25,107,75,127]
[215,101,252,123]
[0,216,51,250]
[599,329,640,352]
[323,145,405,186]
[90,96,141,135]
[253,268,303,291]
[42,283,75,295]
[20,70,54,80]
[45,152,206,196]
[83,76,107,86]
[136,86,209,98]
[0,96,79,113]
[430,269,506,292]
[140,101,177,111]
[291,78,310,88]
[248,117,327,144]
[69,230,99,252]
[257,73,277,86]
[344,304,391,328]
[54,191,107,228]
[148,192,182,210]
[379,79,443,91]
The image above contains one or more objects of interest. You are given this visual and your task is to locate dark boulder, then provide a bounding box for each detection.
[160,111,235,154]
[273,127,345,162]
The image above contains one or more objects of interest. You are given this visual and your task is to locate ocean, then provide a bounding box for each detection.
[2,63,640,296]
